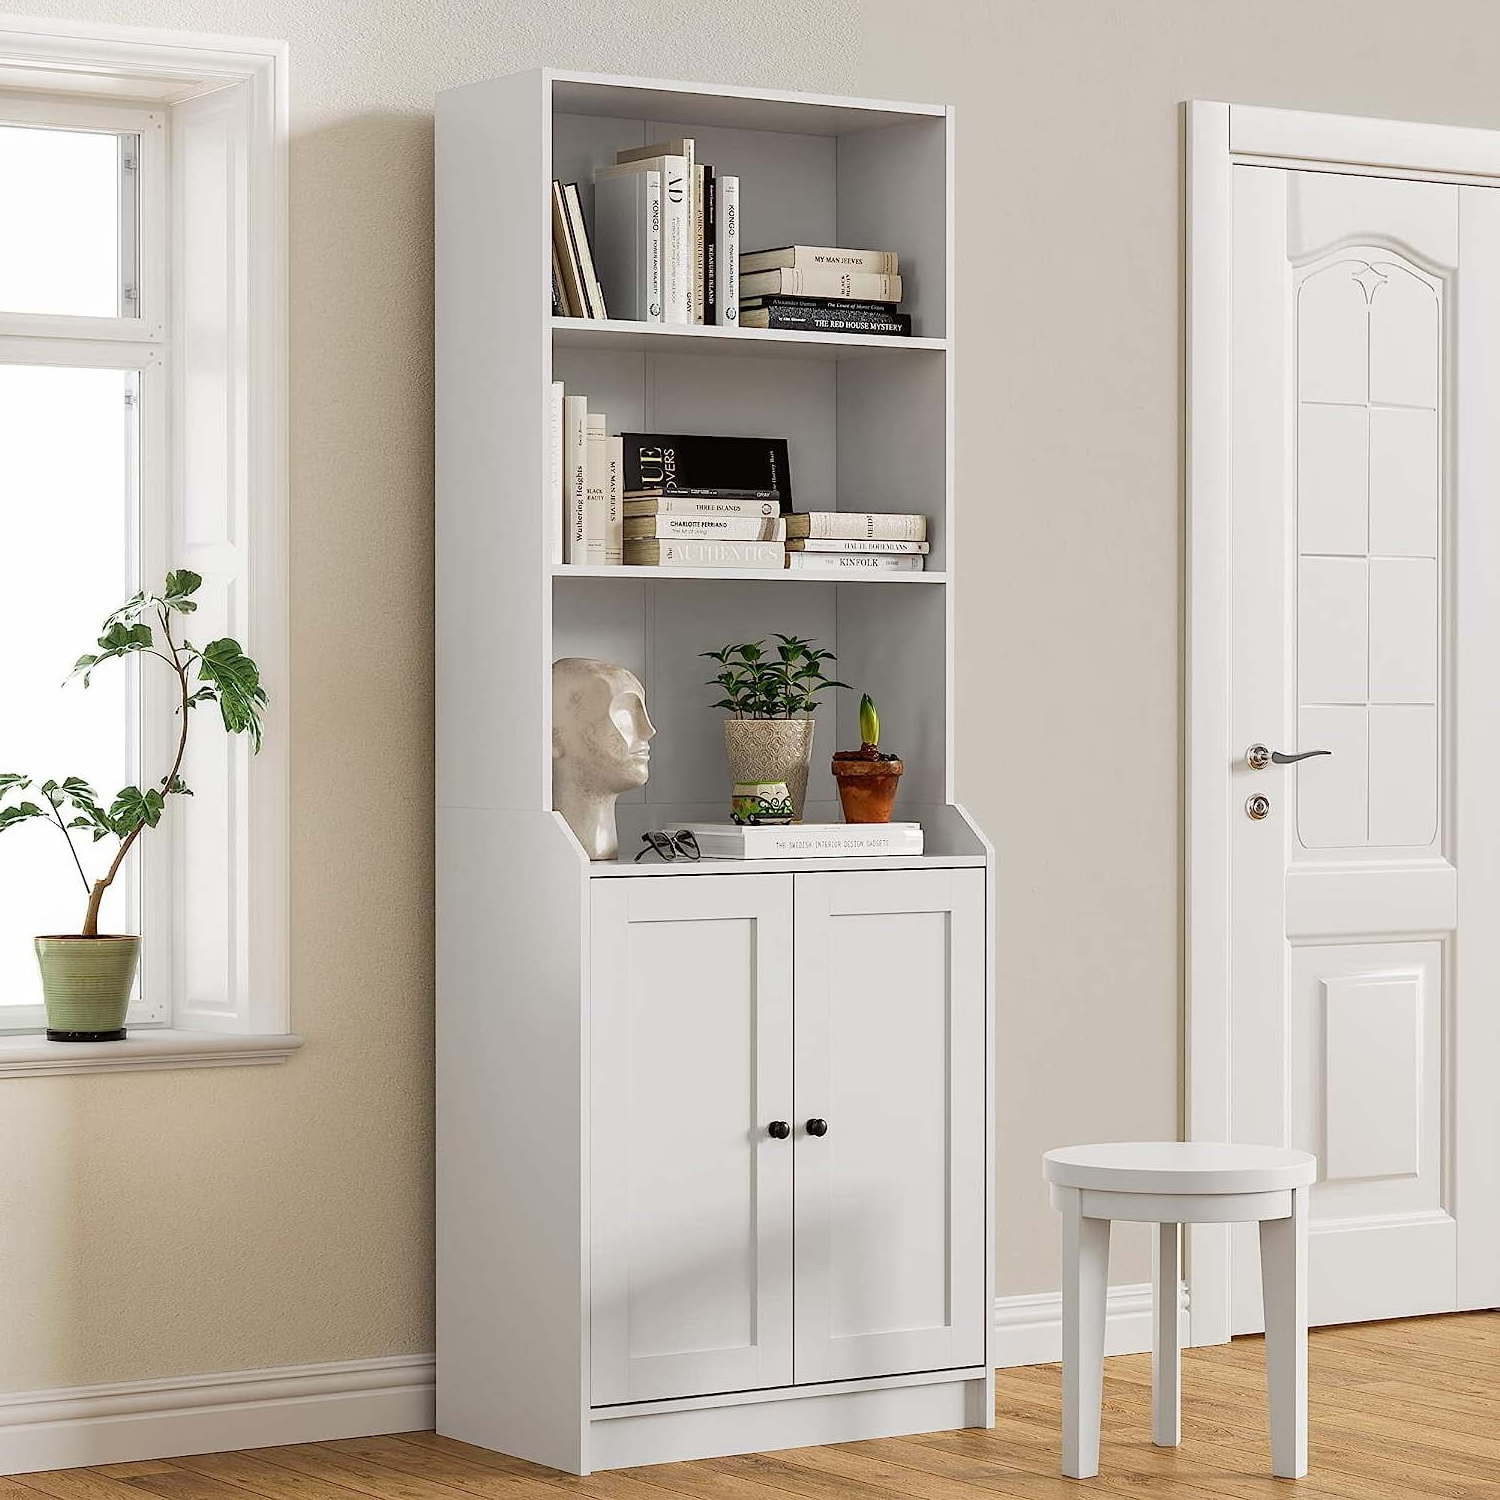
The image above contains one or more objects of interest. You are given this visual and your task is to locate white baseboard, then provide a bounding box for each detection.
[0,1353,435,1475]
[993,1283,1190,1368]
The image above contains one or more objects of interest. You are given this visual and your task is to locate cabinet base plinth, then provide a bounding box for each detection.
[587,1372,993,1472]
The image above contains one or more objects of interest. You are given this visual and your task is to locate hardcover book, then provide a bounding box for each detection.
[786,511,927,542]
[622,539,784,569]
[623,495,780,518]
[623,515,786,541]
[741,309,911,336]
[620,434,791,507]
[592,169,662,322]
[683,822,924,859]
[786,537,929,553]
[785,552,924,572]
[563,183,606,318]
[562,395,589,563]
[596,155,690,323]
[584,415,610,564]
[739,245,899,276]
[715,176,739,325]
[739,268,902,304]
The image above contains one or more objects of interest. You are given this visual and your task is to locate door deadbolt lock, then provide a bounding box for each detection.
[1246,793,1272,821]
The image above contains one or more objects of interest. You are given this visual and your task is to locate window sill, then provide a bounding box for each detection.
[0,1028,303,1079]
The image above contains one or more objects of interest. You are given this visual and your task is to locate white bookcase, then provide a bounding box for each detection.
[436,69,993,1474]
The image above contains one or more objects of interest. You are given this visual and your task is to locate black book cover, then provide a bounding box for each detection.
[621,433,792,509]
[749,309,912,336]
[740,294,899,315]
[703,169,717,325]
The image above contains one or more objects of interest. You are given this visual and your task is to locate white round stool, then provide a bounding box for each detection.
[1043,1142,1318,1481]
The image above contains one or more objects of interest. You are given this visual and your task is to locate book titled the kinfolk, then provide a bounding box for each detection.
[621,433,792,508]
[785,552,924,572]
[684,822,925,859]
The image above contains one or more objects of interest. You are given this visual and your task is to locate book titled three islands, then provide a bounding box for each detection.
[686,822,924,859]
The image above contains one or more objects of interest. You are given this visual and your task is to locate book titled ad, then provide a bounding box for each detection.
[592,169,662,322]
[620,433,791,507]
[596,155,690,323]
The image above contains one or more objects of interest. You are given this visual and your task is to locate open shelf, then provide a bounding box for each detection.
[552,563,946,583]
[552,316,946,361]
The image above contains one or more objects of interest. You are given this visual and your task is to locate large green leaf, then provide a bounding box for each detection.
[195,637,268,750]
[163,570,202,613]
[0,802,45,833]
[109,785,165,835]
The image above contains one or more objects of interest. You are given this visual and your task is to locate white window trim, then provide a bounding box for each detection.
[0,15,295,1075]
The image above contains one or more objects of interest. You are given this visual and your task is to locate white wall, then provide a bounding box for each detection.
[9,0,1500,1390]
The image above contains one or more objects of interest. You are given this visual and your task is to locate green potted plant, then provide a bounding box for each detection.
[703,634,849,821]
[832,693,905,823]
[0,571,266,1041]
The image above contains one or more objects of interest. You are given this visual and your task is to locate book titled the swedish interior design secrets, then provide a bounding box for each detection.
[686,822,924,859]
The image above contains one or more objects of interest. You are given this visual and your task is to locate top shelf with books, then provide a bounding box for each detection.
[551,316,947,361]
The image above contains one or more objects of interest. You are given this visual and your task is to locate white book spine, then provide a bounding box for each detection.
[645,171,663,323]
[793,512,927,541]
[715,177,739,325]
[584,415,609,564]
[785,553,923,572]
[690,824,924,857]
[739,246,899,275]
[626,496,779,519]
[788,537,929,554]
[592,172,660,323]
[627,539,783,568]
[563,395,588,564]
[738,268,902,302]
[662,155,691,324]
[634,517,786,540]
[549,381,564,565]
[605,435,623,565]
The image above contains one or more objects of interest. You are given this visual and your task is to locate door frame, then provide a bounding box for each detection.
[1185,100,1500,1346]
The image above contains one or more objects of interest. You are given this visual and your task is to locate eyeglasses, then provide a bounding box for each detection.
[635,829,702,863]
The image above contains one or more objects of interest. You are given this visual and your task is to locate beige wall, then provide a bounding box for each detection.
[8,0,1500,1390]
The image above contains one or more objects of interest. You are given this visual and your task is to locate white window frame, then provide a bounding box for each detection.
[0,16,294,1075]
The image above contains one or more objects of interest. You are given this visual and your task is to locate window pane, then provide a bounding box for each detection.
[0,125,132,317]
[0,364,139,1011]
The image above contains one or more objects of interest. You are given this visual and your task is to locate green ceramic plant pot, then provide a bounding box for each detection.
[33,935,139,1042]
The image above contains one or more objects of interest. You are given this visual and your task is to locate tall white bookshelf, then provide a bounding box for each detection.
[437,69,993,1474]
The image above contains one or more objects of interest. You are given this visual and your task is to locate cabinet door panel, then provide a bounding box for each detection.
[590,874,794,1405]
[793,868,986,1383]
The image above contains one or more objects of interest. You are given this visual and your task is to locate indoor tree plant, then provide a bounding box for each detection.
[0,571,266,1041]
[704,634,848,821]
[832,693,905,823]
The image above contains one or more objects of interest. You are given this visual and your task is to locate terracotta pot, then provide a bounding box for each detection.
[33,934,140,1041]
[832,754,905,823]
[724,718,815,820]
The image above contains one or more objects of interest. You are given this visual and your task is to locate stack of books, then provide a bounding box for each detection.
[551,181,607,319]
[784,512,929,573]
[550,381,622,564]
[622,433,790,569]
[584,138,739,326]
[739,246,910,337]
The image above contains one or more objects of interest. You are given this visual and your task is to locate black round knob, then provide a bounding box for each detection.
[805,1118,829,1137]
[768,1120,791,1139]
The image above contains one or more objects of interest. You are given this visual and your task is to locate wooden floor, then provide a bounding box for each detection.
[4,1313,1496,1500]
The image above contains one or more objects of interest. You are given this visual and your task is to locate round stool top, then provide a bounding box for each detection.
[1043,1141,1317,1195]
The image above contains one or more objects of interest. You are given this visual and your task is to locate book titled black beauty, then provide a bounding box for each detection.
[620,433,792,508]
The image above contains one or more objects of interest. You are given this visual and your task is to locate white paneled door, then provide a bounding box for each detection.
[1228,164,1500,1329]
[792,869,986,1381]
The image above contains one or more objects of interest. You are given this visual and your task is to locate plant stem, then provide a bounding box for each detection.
[80,605,194,937]
[47,800,92,896]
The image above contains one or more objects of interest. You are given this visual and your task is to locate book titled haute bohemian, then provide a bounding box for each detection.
[685,822,924,859]
[786,512,927,542]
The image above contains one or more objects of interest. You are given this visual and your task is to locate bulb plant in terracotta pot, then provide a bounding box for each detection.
[832,693,905,823]
[703,635,849,821]
[0,571,266,1041]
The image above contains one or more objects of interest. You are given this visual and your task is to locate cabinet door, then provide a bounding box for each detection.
[589,874,794,1405]
[793,868,986,1383]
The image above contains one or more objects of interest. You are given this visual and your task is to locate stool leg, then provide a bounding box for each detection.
[1060,1187,1111,1478]
[1151,1221,1181,1447]
[1260,1185,1309,1478]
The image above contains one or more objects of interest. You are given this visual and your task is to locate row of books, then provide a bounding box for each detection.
[552,137,737,325]
[739,244,910,337]
[630,511,929,572]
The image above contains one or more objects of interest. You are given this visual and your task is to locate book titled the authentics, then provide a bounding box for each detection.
[622,539,784,569]
[621,433,792,507]
[685,822,925,859]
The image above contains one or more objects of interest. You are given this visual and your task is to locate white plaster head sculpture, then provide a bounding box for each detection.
[552,658,655,860]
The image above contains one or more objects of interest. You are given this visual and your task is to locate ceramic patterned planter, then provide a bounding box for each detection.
[34,934,140,1041]
[723,718,816,821]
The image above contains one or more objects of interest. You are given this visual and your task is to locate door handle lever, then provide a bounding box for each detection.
[1246,744,1333,770]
